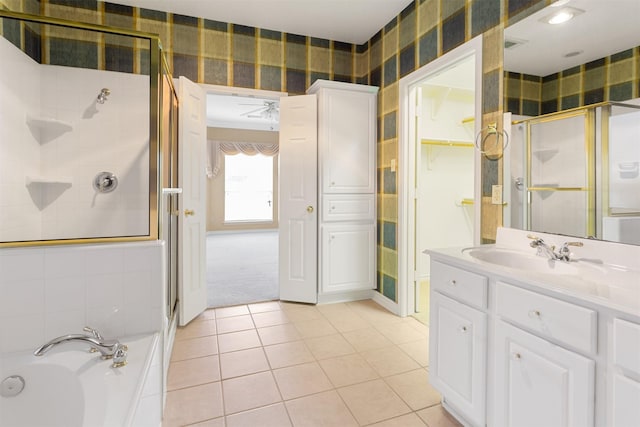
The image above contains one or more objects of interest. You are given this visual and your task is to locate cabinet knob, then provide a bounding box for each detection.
[448,279,457,286]
[512,352,522,360]
[459,326,468,333]
[184,209,195,216]
[306,205,314,213]
[528,309,541,319]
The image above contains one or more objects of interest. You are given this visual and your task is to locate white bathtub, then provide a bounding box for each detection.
[0,333,160,427]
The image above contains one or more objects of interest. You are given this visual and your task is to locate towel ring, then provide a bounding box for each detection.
[474,125,509,155]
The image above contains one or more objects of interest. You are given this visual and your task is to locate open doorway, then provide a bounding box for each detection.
[202,86,285,308]
[397,36,483,321]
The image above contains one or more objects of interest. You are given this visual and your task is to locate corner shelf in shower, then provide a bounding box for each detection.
[25,176,72,186]
[25,176,72,210]
[26,115,72,143]
[532,147,559,162]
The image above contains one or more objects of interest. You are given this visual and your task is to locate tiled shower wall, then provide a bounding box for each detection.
[505,46,640,117]
[4,0,608,303]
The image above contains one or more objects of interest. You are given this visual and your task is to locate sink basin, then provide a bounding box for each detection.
[464,247,580,275]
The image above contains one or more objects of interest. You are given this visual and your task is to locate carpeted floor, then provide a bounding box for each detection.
[206,230,279,308]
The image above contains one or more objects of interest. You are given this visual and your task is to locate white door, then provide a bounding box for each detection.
[178,76,207,325]
[278,95,318,303]
[494,320,595,427]
[429,291,487,426]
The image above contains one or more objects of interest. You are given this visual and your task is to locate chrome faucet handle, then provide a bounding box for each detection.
[557,241,584,261]
[111,344,128,368]
[83,326,103,340]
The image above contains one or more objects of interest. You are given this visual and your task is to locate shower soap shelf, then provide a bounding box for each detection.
[25,176,72,186]
[26,115,72,143]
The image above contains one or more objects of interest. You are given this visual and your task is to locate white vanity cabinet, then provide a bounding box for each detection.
[427,251,640,427]
[307,80,378,301]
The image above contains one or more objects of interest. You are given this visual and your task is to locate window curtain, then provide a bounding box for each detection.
[206,140,279,178]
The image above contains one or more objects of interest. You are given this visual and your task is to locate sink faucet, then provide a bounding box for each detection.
[527,235,583,261]
[34,327,128,367]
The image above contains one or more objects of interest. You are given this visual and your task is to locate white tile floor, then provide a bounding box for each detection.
[163,299,462,427]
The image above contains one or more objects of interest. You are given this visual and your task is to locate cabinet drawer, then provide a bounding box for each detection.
[495,282,597,354]
[322,194,374,222]
[613,318,640,375]
[431,261,488,309]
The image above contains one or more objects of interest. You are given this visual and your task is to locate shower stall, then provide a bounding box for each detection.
[508,102,640,244]
[0,11,180,315]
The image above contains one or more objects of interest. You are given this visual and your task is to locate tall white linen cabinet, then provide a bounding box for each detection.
[308,80,379,303]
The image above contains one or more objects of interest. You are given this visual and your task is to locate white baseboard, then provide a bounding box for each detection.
[162,313,178,411]
[317,289,373,305]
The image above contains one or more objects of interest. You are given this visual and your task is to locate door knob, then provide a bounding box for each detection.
[184,209,195,216]
[306,206,314,213]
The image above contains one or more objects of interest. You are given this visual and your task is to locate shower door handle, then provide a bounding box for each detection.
[184,209,195,216]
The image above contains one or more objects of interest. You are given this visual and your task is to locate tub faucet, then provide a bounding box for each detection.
[34,326,127,367]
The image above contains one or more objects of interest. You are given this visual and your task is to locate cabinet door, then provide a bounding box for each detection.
[320,223,375,293]
[429,292,486,426]
[612,373,640,427]
[494,320,595,427]
[319,89,376,193]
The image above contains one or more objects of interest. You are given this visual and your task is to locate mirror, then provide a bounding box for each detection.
[0,13,157,246]
[503,0,640,245]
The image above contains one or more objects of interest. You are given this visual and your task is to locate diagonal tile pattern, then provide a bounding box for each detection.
[164,299,462,427]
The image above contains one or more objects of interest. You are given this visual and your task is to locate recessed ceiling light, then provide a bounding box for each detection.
[540,7,584,25]
[551,0,571,7]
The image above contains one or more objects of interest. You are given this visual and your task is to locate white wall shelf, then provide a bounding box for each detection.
[25,176,72,186]
[26,114,72,143]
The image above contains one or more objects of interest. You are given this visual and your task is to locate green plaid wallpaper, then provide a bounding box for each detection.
[8,0,627,303]
[505,46,640,116]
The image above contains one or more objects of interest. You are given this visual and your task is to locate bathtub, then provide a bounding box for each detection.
[0,333,161,427]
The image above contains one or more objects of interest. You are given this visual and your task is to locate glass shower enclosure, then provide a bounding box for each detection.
[509,102,640,243]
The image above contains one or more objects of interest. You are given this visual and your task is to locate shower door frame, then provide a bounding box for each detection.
[0,10,164,248]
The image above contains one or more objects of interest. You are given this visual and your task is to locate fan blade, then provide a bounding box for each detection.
[240,106,266,116]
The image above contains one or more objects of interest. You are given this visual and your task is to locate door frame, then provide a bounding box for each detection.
[397,36,483,317]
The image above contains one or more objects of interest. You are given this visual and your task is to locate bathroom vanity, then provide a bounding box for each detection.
[426,227,640,427]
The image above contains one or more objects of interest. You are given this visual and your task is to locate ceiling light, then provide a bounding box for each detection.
[540,7,584,25]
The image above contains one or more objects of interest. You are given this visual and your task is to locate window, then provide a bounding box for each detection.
[224,153,274,222]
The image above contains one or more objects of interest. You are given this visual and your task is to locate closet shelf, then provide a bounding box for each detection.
[421,138,474,148]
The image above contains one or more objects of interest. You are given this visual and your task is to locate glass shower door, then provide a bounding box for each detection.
[526,109,595,237]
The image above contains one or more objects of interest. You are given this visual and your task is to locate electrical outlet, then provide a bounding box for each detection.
[492,185,503,204]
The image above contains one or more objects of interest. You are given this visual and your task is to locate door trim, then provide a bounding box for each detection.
[397,36,483,317]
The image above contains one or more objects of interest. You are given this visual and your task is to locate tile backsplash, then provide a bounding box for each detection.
[0,240,165,354]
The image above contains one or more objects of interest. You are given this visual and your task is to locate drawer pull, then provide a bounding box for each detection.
[512,352,522,360]
[448,279,457,286]
[528,309,541,319]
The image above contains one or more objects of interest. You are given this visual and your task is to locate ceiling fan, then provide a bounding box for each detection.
[240,100,279,120]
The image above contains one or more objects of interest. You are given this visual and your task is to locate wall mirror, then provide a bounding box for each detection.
[502,0,640,245]
[0,12,160,247]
